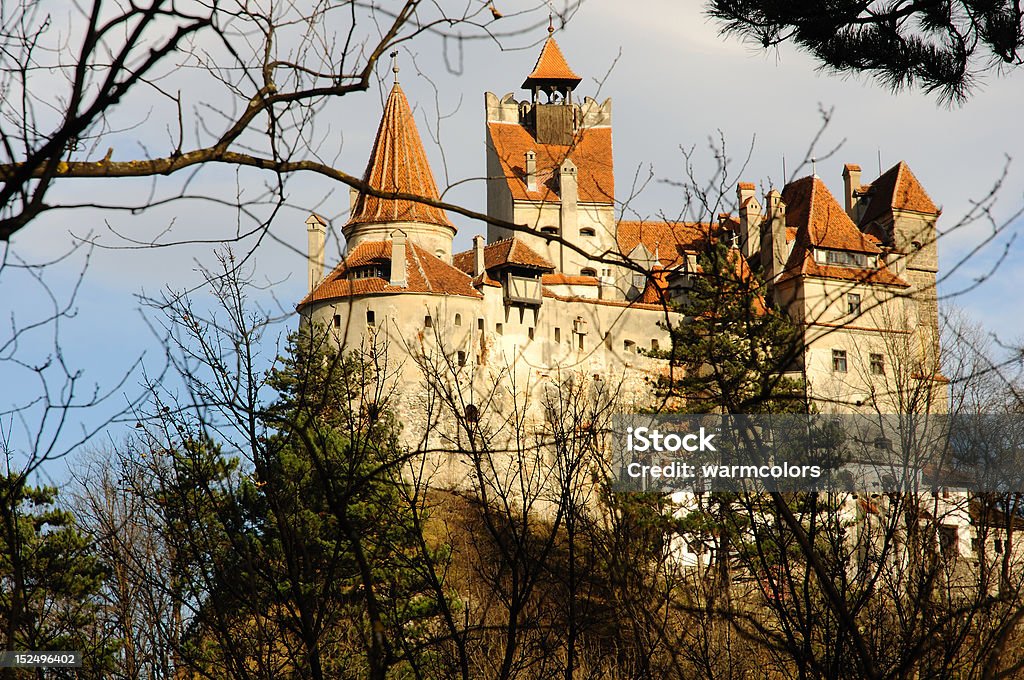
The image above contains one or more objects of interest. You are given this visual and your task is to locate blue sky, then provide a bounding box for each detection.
[2,0,1021,481]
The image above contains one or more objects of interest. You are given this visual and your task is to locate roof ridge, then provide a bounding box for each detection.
[408,241,432,292]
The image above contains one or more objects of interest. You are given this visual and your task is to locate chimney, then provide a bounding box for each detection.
[842,164,862,220]
[349,186,360,214]
[390,229,407,287]
[305,213,326,293]
[761,193,787,283]
[524,150,537,192]
[473,234,486,276]
[558,158,578,272]
[737,182,761,263]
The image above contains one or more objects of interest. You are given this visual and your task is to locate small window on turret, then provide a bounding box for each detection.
[457,351,466,367]
[478,318,484,331]
[333,314,341,328]
[455,313,462,326]
[366,311,375,326]
[424,315,433,328]
[580,227,596,237]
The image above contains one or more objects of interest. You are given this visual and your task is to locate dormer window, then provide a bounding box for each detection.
[579,227,596,237]
[350,265,385,279]
[580,267,597,277]
[541,226,559,235]
[825,250,867,268]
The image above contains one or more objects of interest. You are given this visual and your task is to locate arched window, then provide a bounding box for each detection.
[579,227,596,236]
[454,313,462,326]
[580,267,597,277]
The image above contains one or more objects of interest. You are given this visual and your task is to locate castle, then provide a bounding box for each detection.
[297,33,944,426]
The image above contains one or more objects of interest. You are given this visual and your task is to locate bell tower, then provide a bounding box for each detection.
[521,24,582,145]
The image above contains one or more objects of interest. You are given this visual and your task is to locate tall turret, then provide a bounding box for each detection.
[345,78,456,261]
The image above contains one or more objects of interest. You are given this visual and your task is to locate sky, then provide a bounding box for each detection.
[2,0,1022,479]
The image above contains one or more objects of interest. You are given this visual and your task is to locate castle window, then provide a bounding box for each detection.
[465,403,479,423]
[580,227,596,237]
[457,351,466,367]
[496,323,503,335]
[351,265,383,279]
[541,226,559,235]
[995,539,1004,554]
[455,313,462,327]
[939,525,958,559]
[578,334,584,351]
[832,349,848,373]
[826,250,867,268]
[624,340,636,352]
[478,318,485,331]
[870,353,885,375]
[651,339,659,351]
[366,310,375,326]
[333,314,341,328]
[528,327,535,340]
[847,293,862,315]
[554,327,561,343]
[424,315,433,328]
[581,267,597,277]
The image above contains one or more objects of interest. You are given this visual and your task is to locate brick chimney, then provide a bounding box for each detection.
[305,213,326,293]
[390,229,407,287]
[525,150,537,192]
[473,234,486,276]
[558,158,578,271]
[737,182,761,263]
[761,190,787,283]
[842,164,862,220]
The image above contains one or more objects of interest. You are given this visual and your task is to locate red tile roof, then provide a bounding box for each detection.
[452,237,554,273]
[299,240,481,306]
[347,84,454,230]
[616,220,719,266]
[859,161,939,225]
[488,122,614,205]
[639,269,671,304]
[777,176,910,288]
[541,273,599,286]
[522,37,582,88]
[783,176,881,254]
[778,248,909,288]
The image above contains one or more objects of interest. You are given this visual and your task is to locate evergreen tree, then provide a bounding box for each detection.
[176,326,444,679]
[658,240,804,415]
[0,475,117,678]
[707,0,1023,103]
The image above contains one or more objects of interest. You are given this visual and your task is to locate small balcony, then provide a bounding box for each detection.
[505,275,543,306]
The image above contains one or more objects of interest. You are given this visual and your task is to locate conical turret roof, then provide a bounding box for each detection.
[522,36,581,89]
[347,84,454,230]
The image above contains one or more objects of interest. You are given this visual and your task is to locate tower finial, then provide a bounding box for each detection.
[548,13,554,33]
[811,156,817,178]
[389,50,399,83]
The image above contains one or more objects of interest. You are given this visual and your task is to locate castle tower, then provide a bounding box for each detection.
[484,30,614,279]
[345,81,456,261]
